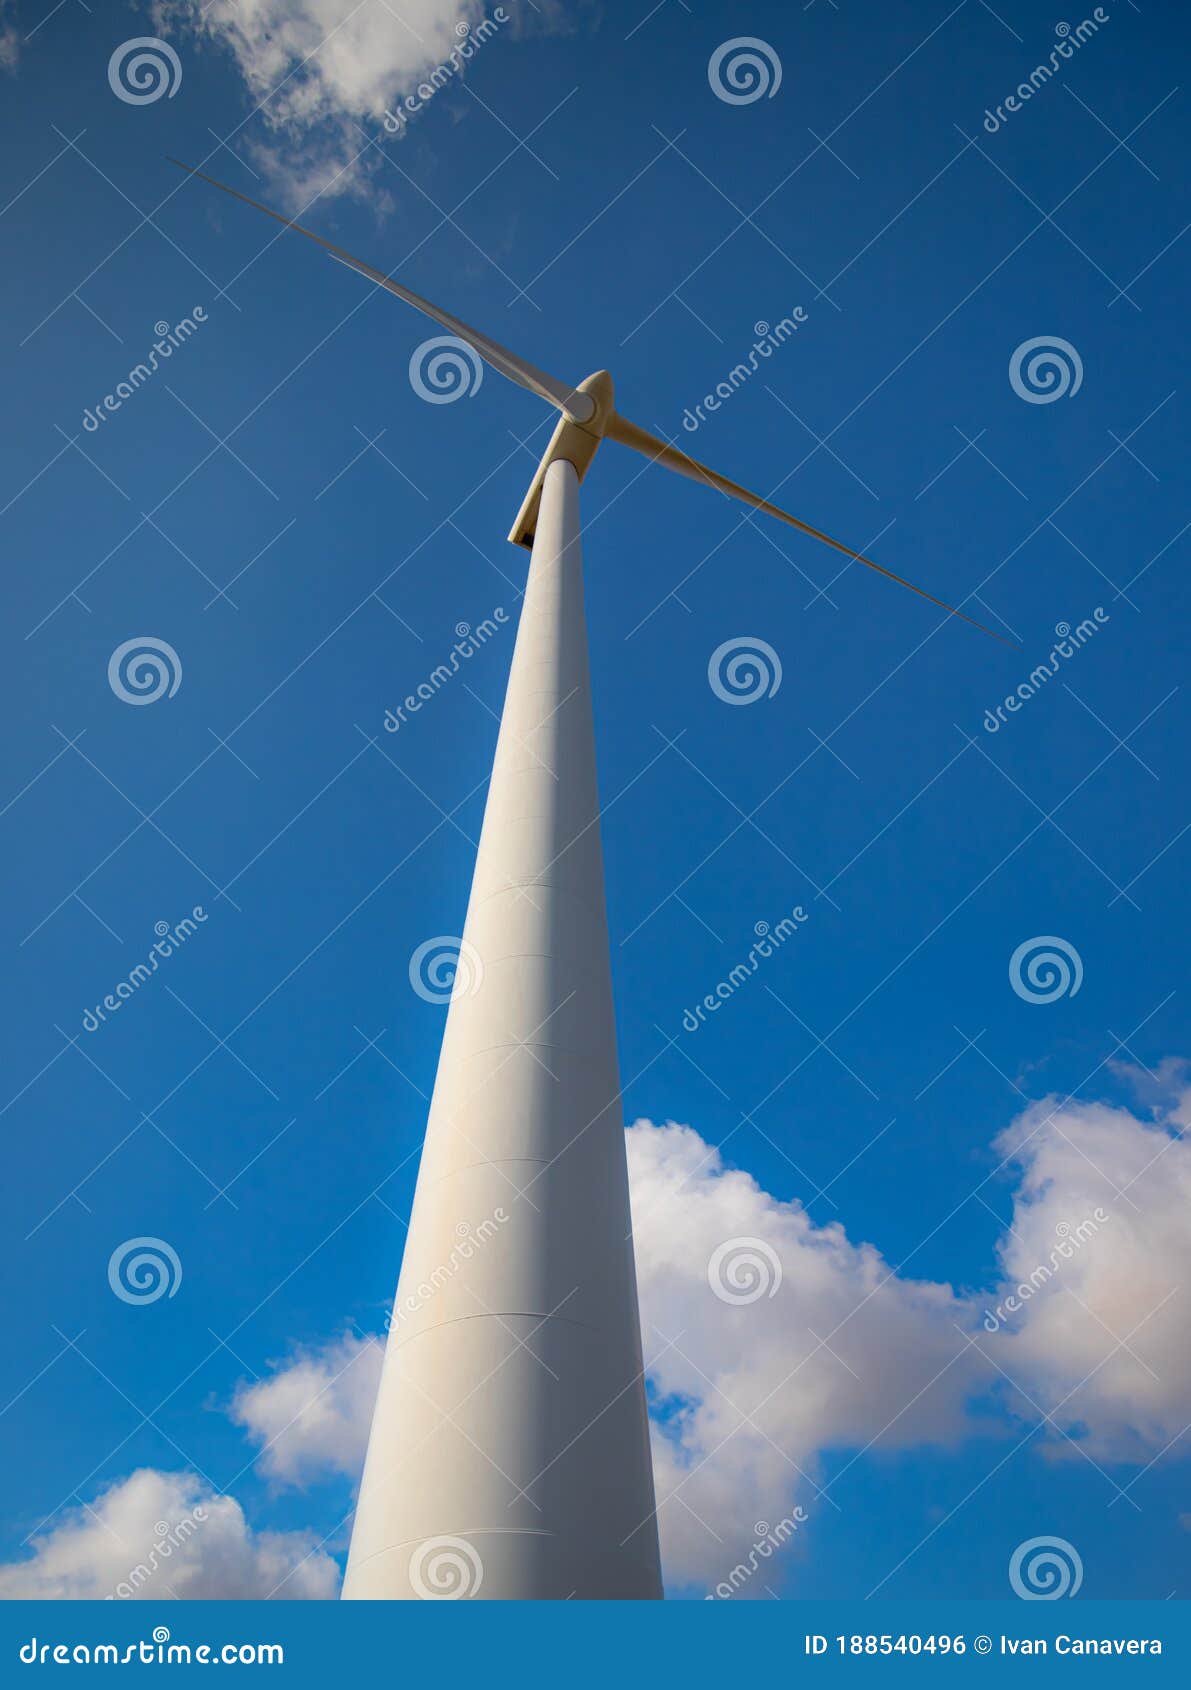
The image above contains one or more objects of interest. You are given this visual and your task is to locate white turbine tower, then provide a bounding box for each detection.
[176,163,1005,1602]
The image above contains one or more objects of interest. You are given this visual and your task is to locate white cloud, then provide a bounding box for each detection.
[0,1469,338,1599]
[0,1,19,75]
[626,1119,985,1591]
[10,1076,1183,1600]
[982,1087,1191,1461]
[155,0,509,208]
[229,1330,382,1488]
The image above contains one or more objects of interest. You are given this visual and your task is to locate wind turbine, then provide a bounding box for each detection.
[174,162,1004,1602]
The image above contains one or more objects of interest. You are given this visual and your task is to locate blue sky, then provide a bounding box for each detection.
[1,0,1189,1602]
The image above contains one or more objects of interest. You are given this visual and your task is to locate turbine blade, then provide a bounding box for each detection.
[605,412,1012,645]
[166,158,594,424]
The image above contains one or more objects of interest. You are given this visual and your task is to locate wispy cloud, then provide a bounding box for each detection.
[154,0,526,209]
[0,1,20,76]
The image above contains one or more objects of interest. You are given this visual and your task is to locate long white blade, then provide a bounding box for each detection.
[168,159,594,424]
[605,413,1011,645]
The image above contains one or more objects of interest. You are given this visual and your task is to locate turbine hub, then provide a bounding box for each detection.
[509,371,615,549]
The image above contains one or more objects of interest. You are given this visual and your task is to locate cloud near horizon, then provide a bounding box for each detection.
[1,1071,1186,1597]
[0,1469,338,1600]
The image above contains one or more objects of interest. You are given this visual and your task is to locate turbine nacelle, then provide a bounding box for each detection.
[510,370,614,548]
[168,159,1011,645]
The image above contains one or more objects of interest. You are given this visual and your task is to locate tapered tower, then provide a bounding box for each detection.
[342,457,663,1600]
